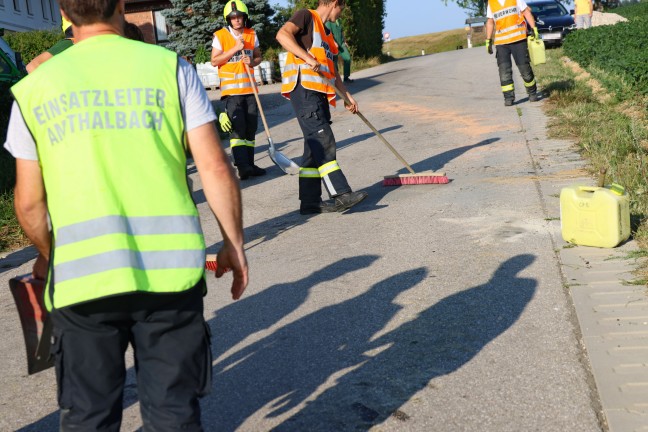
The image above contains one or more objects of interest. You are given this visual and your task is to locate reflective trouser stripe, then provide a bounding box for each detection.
[245,140,256,148]
[319,160,342,196]
[319,160,341,177]
[231,138,253,148]
[524,79,536,87]
[54,249,205,283]
[56,215,202,247]
[501,84,514,92]
[299,167,320,178]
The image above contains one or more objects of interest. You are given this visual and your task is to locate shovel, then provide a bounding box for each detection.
[244,63,300,175]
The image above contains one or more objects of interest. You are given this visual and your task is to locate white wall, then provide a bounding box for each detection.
[0,0,61,33]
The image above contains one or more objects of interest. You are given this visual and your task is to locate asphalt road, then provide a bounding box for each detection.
[0,48,604,431]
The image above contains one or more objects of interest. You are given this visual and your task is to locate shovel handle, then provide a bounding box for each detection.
[244,63,272,144]
[322,73,416,174]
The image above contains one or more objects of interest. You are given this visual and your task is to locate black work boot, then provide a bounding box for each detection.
[247,146,266,177]
[504,98,515,106]
[334,191,368,211]
[300,200,338,215]
[528,92,540,102]
[237,165,254,180]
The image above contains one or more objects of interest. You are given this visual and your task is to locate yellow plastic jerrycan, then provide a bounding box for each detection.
[560,183,630,248]
[528,37,546,66]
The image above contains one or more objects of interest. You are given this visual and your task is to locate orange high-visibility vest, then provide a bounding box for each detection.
[490,0,528,45]
[215,27,257,97]
[281,10,338,106]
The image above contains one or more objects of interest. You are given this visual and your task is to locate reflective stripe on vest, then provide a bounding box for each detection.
[281,10,338,106]
[490,0,527,45]
[11,35,206,310]
[216,28,257,97]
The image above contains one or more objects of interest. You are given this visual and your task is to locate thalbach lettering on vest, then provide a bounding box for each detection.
[32,87,168,145]
[494,7,519,20]
[320,40,334,62]
[229,49,254,63]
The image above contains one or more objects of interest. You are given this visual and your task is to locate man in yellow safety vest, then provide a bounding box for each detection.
[485,0,541,106]
[4,0,248,429]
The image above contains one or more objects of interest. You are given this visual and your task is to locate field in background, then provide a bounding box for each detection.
[382,28,487,59]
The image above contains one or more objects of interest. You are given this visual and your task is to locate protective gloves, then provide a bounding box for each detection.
[219,112,232,133]
[486,38,493,55]
[528,27,540,41]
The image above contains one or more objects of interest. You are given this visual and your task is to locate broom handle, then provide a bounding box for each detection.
[244,63,272,143]
[323,74,416,174]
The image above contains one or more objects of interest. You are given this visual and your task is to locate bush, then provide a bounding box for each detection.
[563,17,648,95]
[4,29,63,64]
[0,82,15,194]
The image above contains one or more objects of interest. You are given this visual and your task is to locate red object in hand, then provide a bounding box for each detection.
[205,254,217,272]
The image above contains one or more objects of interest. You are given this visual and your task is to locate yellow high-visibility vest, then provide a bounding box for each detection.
[11,35,206,310]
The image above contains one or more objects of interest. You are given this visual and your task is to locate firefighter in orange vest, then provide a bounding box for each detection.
[211,0,266,180]
[276,0,368,215]
[485,0,540,106]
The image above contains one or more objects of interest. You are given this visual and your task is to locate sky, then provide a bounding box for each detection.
[272,0,472,39]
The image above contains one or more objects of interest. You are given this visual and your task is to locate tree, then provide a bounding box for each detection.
[443,0,486,17]
[162,0,216,60]
[277,0,386,59]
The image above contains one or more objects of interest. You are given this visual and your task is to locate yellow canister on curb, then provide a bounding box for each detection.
[528,38,546,66]
[560,184,630,248]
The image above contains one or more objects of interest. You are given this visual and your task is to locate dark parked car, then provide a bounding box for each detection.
[527,0,577,46]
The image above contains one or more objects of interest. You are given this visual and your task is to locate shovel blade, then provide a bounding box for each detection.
[268,138,300,175]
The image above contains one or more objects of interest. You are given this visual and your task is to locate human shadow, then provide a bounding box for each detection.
[275,254,537,430]
[203,267,429,431]
[199,255,535,430]
[209,254,380,362]
[14,255,379,432]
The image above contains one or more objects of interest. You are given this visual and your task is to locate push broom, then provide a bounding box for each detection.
[322,73,449,186]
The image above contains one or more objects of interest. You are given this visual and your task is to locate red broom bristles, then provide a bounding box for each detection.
[205,254,217,272]
[382,174,449,186]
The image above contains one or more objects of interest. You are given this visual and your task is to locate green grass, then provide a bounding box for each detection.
[382,28,486,59]
[0,190,28,252]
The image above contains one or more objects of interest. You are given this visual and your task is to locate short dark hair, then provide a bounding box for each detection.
[59,0,120,26]
[319,0,345,7]
[124,22,144,42]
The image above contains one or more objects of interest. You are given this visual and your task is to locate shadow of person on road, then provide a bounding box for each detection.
[275,254,536,430]
[202,267,428,430]
[209,254,380,361]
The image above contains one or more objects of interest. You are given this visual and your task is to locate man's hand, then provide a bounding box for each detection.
[219,112,232,133]
[305,54,321,72]
[533,27,539,40]
[486,38,493,55]
[32,253,49,280]
[215,241,248,300]
[344,94,359,114]
[234,36,245,52]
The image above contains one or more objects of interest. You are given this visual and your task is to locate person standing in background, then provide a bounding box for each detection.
[325,18,353,82]
[211,0,266,180]
[574,0,594,29]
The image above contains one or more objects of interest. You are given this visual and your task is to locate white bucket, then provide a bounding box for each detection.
[259,61,274,84]
[196,62,220,89]
[278,51,288,75]
[253,65,263,84]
